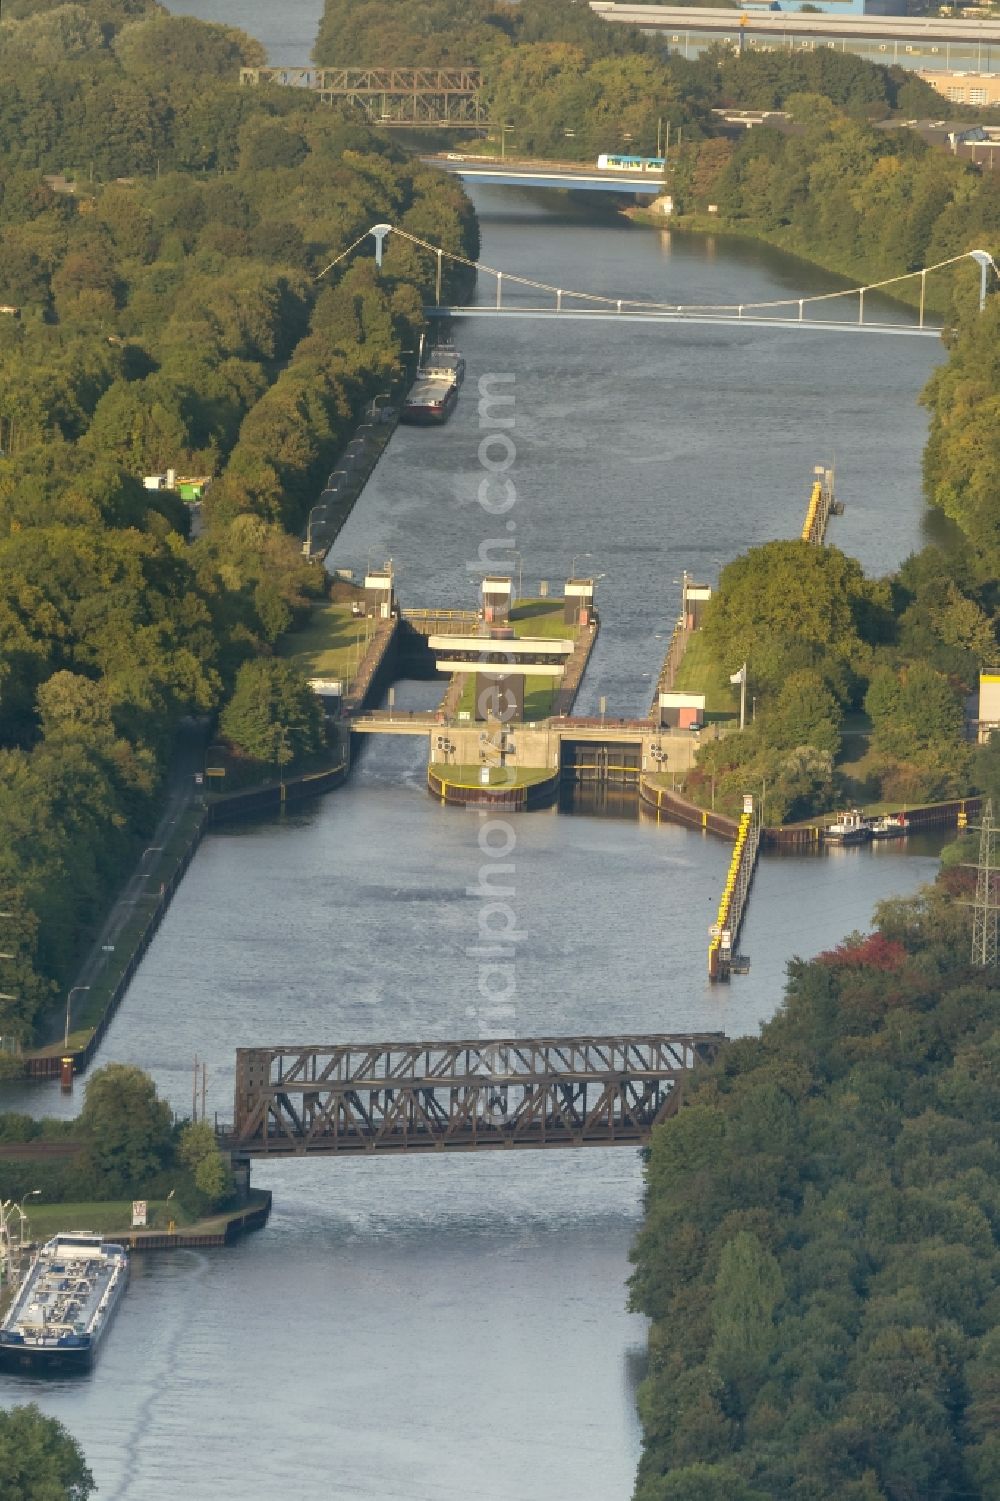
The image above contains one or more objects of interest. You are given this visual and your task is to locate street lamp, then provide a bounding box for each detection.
[305,502,328,557]
[511,550,524,601]
[64,985,90,1052]
[570,552,592,578]
[499,123,516,161]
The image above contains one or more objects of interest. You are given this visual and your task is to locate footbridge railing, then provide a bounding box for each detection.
[317,225,999,338]
[221,1035,726,1158]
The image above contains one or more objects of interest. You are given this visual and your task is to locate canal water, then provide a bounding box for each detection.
[1,4,954,1496]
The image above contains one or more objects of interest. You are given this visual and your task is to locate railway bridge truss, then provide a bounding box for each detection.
[220,1035,725,1159]
[240,67,485,127]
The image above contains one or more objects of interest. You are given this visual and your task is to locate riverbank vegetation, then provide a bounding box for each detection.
[316,0,947,163]
[0,1405,93,1500]
[0,1064,234,1216]
[0,3,476,1049]
[631,871,1000,1500]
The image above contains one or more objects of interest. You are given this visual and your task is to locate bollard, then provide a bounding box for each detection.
[60,1055,74,1091]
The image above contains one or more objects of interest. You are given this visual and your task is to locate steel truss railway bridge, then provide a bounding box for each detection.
[321,224,998,339]
[219,1036,724,1159]
[240,66,486,127]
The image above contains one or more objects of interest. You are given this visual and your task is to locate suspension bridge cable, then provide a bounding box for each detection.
[317,223,996,321]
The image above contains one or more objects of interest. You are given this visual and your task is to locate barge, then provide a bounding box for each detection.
[423,345,466,385]
[400,372,459,425]
[0,1232,129,1374]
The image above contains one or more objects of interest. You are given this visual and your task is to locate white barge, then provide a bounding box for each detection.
[0,1232,129,1374]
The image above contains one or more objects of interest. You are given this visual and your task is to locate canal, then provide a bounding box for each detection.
[0,6,953,1496]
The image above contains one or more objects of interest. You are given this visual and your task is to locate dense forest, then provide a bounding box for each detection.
[0,1,477,1049]
[630,870,1000,1500]
[315,0,948,161]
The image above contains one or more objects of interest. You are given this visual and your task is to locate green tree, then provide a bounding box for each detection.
[178,1118,233,1207]
[78,1063,172,1195]
[219,658,324,766]
[0,1404,93,1500]
[709,1231,784,1411]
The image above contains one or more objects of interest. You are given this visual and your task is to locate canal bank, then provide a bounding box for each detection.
[5,130,952,1501]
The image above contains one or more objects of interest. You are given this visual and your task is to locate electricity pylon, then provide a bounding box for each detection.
[971,798,1000,968]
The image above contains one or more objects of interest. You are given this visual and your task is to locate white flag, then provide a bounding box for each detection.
[729,664,746,686]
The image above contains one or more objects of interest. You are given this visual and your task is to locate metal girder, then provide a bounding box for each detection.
[240,67,486,128]
[223,1035,725,1158]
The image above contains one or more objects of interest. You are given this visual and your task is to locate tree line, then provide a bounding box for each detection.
[314,0,948,163]
[0,4,477,1049]
[630,868,999,1500]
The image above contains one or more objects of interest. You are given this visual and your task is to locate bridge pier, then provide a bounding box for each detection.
[228,1151,252,1203]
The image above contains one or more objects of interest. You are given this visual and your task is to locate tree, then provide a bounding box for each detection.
[220,658,324,766]
[709,1231,784,1411]
[78,1063,172,1195]
[178,1118,233,1207]
[0,1404,93,1500]
[639,1465,769,1501]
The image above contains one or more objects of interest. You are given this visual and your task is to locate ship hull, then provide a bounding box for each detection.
[0,1232,129,1378]
[0,1340,95,1375]
[400,389,458,425]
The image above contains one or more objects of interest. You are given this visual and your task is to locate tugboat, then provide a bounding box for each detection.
[0,1232,129,1374]
[870,812,908,840]
[824,808,872,846]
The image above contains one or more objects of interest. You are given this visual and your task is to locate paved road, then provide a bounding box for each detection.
[31,719,209,1054]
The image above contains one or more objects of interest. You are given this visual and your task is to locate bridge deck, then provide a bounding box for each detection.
[349,712,661,741]
[224,1034,725,1158]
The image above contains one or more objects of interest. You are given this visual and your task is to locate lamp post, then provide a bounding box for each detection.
[571,552,592,578]
[511,550,524,601]
[306,503,328,557]
[64,985,90,1052]
[500,123,516,161]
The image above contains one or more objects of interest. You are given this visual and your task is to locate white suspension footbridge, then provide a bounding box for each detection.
[317,224,999,338]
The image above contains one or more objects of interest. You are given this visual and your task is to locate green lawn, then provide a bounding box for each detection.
[672,633,739,716]
[456,673,557,721]
[277,601,374,684]
[24,1199,197,1240]
[510,599,576,639]
[433,764,554,788]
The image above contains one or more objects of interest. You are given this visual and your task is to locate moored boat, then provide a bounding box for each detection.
[0,1232,129,1374]
[400,373,459,426]
[824,808,872,846]
[423,345,465,385]
[870,813,908,840]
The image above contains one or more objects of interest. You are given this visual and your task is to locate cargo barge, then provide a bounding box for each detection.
[400,372,459,425]
[423,345,466,385]
[0,1232,129,1374]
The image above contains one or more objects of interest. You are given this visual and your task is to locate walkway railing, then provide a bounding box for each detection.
[708,805,762,982]
[316,223,998,335]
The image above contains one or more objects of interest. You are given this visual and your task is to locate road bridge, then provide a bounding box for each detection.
[220,1035,725,1158]
[421,155,666,194]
